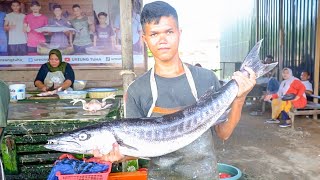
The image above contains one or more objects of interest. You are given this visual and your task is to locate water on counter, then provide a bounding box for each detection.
[8,100,112,121]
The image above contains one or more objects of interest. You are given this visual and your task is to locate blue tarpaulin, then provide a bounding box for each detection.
[47,156,109,180]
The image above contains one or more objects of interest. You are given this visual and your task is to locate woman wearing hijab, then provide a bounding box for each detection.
[34,49,74,91]
[264,68,307,127]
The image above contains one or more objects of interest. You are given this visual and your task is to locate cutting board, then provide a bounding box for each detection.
[28,94,59,100]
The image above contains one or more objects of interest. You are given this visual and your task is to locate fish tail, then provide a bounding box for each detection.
[240,39,278,78]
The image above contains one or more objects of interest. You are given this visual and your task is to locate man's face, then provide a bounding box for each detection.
[53,8,62,17]
[30,5,41,13]
[264,57,272,64]
[142,16,181,62]
[11,2,20,12]
[73,7,81,17]
[300,72,310,81]
[98,15,107,25]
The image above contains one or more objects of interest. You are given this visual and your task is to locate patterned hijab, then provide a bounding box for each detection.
[46,49,67,73]
[278,68,298,96]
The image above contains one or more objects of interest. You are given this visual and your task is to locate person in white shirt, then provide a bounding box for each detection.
[300,71,314,102]
[4,0,27,55]
[300,71,313,95]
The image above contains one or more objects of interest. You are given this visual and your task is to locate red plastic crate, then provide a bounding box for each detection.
[56,161,112,180]
[108,169,148,180]
[108,171,147,180]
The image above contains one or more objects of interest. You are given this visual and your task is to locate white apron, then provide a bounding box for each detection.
[147,63,198,117]
[44,71,72,91]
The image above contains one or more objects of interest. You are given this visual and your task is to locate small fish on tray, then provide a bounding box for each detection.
[37,87,62,97]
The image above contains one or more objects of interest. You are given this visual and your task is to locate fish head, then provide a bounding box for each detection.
[240,39,278,78]
[44,127,117,155]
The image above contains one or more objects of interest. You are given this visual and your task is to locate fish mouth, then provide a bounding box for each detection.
[44,140,89,154]
[46,140,80,146]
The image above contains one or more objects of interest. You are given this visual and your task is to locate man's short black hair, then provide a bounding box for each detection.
[98,12,108,17]
[266,55,274,59]
[11,0,21,6]
[302,71,310,76]
[140,1,179,32]
[31,1,40,7]
[72,4,80,9]
[52,4,62,10]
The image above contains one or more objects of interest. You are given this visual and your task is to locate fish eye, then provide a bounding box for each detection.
[78,133,90,141]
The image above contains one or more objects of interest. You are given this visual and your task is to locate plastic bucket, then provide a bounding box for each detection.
[218,163,242,180]
[9,84,26,101]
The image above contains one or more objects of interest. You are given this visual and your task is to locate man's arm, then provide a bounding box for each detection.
[215,67,256,140]
[4,19,10,31]
[88,17,95,33]
[214,96,246,140]
[23,15,31,33]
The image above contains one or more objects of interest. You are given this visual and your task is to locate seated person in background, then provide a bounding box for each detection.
[249,55,278,115]
[256,55,277,84]
[266,77,280,95]
[264,55,279,94]
[300,71,313,99]
[264,68,307,127]
[34,49,75,92]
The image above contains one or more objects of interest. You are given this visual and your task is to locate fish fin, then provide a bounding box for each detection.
[214,108,231,125]
[217,107,231,124]
[115,136,139,151]
[240,39,278,78]
[138,157,151,160]
[117,140,139,151]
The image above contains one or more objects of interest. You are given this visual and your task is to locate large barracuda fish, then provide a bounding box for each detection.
[45,40,277,158]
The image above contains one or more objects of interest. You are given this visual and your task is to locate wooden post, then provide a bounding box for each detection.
[119,0,139,171]
[120,0,135,97]
[256,0,259,41]
[313,0,320,118]
[278,0,284,80]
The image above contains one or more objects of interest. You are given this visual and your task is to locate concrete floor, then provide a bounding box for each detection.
[214,104,320,180]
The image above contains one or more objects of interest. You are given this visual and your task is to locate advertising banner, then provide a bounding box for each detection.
[0,0,144,69]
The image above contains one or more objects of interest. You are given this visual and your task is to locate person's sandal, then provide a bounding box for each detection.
[279,122,291,128]
[279,119,292,127]
[250,111,263,116]
[265,119,280,124]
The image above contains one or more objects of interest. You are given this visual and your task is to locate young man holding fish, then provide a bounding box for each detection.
[94,1,256,179]
[48,4,73,48]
